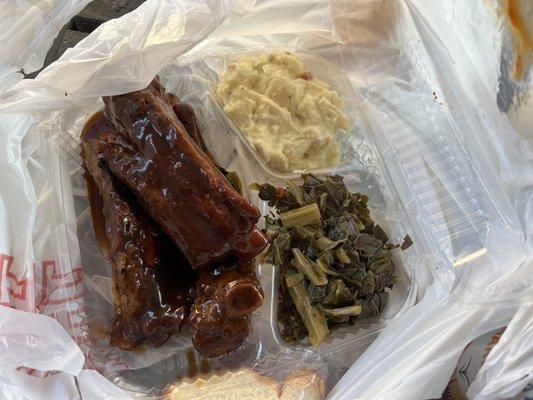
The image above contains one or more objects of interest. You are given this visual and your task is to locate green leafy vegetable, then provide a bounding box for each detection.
[335,248,351,264]
[322,305,362,317]
[360,292,389,319]
[368,249,393,276]
[291,248,328,286]
[401,234,414,250]
[225,170,243,195]
[280,203,322,228]
[316,258,340,277]
[286,180,306,206]
[322,279,353,307]
[266,230,291,266]
[285,269,329,347]
[253,173,412,347]
[354,233,383,257]
[255,183,277,201]
[308,283,328,306]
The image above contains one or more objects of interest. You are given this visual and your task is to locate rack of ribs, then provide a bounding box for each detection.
[82,79,267,356]
[101,79,268,268]
[81,111,195,350]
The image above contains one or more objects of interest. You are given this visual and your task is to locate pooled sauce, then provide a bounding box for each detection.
[186,349,197,378]
[200,358,210,375]
[85,172,109,253]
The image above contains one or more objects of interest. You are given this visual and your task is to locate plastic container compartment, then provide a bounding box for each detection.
[206,50,367,180]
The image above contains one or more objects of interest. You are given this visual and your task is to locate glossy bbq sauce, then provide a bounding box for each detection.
[81,111,196,350]
[82,87,267,357]
[82,111,116,253]
[188,262,263,358]
[102,80,268,269]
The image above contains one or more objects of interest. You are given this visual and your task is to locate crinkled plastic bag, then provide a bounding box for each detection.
[467,305,533,400]
[0,0,93,91]
[328,1,533,398]
[0,0,227,393]
[0,0,531,399]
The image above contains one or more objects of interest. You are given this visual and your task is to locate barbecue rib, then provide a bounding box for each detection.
[82,111,194,350]
[188,262,263,358]
[82,81,268,356]
[101,79,268,268]
[165,92,210,157]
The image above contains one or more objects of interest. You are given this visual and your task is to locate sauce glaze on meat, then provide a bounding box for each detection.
[81,80,267,356]
[82,112,195,350]
[101,80,268,268]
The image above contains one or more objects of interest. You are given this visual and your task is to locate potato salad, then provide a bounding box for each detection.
[215,52,348,173]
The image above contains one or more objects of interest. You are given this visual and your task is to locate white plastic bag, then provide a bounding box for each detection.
[0,0,531,399]
[328,0,533,398]
[0,0,93,91]
[468,305,533,400]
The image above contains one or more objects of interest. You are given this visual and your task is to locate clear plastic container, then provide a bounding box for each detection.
[52,46,418,395]
[50,35,524,397]
[50,49,417,395]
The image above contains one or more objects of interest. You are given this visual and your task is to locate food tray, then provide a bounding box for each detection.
[46,26,523,398]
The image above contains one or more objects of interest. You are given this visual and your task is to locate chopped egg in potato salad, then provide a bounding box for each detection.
[215,52,348,173]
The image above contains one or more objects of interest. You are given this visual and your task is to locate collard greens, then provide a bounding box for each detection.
[254,174,412,347]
